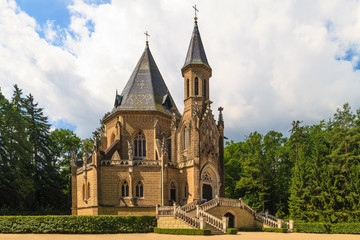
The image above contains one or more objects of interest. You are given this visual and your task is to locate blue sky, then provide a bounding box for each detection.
[1,0,360,141]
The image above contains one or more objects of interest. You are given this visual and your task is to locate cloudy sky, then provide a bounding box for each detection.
[1,0,360,141]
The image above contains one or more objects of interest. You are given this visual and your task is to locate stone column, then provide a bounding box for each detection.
[222,216,228,232]
[199,216,204,229]
[289,219,294,232]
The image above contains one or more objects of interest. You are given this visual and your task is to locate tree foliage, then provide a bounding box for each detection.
[225,103,360,222]
[0,86,84,214]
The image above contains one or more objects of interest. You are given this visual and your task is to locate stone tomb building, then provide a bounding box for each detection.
[71,19,225,216]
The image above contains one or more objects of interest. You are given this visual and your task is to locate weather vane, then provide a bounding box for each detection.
[193,5,199,21]
[144,31,150,44]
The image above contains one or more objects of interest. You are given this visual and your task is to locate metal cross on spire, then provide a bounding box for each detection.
[144,31,150,44]
[193,5,199,20]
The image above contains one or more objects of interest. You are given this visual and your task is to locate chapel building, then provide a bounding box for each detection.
[71,18,225,216]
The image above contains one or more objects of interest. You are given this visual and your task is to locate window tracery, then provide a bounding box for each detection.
[134,131,146,159]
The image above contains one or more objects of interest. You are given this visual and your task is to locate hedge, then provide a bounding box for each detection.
[238,227,263,232]
[292,211,360,223]
[331,223,360,234]
[294,222,330,233]
[262,228,288,233]
[226,228,238,234]
[154,228,211,235]
[0,215,156,233]
[294,222,360,234]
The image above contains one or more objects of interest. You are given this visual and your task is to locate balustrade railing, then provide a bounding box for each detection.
[100,159,160,166]
[157,205,174,216]
[199,197,219,212]
[157,196,292,231]
[255,214,278,228]
[257,212,279,222]
[175,207,200,229]
[238,198,256,215]
[180,200,198,212]
[198,209,225,233]
[101,160,129,166]
[218,197,242,207]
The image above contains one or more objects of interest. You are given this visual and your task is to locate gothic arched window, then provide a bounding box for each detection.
[203,79,207,98]
[87,183,91,199]
[183,127,188,150]
[136,181,143,198]
[134,131,146,159]
[186,79,190,98]
[83,184,86,201]
[184,182,189,199]
[195,77,199,96]
[121,181,129,197]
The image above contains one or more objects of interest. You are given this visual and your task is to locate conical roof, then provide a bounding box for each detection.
[182,21,211,70]
[111,44,180,117]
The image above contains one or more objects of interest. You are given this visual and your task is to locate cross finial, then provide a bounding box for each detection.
[193,5,199,21]
[144,31,150,44]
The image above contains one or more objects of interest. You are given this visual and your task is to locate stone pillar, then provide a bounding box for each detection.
[199,216,204,229]
[222,216,228,232]
[156,204,159,219]
[289,219,294,232]
[173,202,177,219]
[277,219,282,228]
[196,205,199,218]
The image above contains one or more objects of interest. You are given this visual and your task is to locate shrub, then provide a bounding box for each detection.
[331,223,360,234]
[294,222,330,233]
[154,228,211,235]
[238,227,263,232]
[0,215,156,233]
[262,228,288,233]
[226,228,238,234]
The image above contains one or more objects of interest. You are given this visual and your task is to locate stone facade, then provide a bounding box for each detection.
[71,19,225,215]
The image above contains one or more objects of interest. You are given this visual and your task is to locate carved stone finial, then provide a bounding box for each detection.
[127,140,133,161]
[82,150,88,167]
[218,106,224,125]
[92,131,99,151]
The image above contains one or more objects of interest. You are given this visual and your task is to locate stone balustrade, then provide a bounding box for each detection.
[100,159,160,167]
[198,209,225,233]
[180,200,198,212]
[175,207,201,229]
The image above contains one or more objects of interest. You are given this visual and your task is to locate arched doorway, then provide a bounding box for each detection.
[200,164,220,201]
[202,184,212,201]
[224,212,235,228]
[170,181,177,204]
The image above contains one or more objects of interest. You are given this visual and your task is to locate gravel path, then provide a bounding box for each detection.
[0,232,360,240]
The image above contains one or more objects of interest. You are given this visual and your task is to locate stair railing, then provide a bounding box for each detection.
[156,205,174,217]
[175,207,201,229]
[255,214,278,228]
[180,200,198,212]
[198,209,225,233]
[199,197,219,212]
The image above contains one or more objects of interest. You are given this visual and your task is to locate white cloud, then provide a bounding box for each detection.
[1,0,360,141]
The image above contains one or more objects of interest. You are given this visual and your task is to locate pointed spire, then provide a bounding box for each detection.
[112,43,180,117]
[182,17,211,71]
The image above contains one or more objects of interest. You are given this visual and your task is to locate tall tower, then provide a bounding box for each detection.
[181,17,212,120]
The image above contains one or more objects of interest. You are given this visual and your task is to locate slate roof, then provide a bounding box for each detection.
[182,21,211,70]
[111,43,181,117]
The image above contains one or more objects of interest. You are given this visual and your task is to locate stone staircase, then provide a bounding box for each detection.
[156,196,293,234]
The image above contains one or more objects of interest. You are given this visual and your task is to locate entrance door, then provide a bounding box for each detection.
[202,184,213,201]
[170,189,176,204]
[224,212,235,228]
